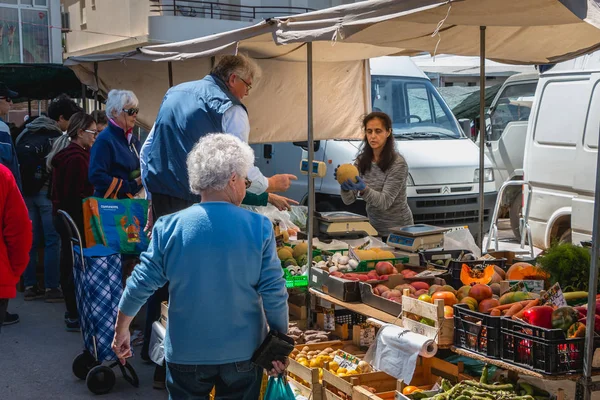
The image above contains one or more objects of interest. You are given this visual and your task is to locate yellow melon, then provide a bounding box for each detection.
[336,164,359,184]
[277,247,293,261]
[292,242,308,259]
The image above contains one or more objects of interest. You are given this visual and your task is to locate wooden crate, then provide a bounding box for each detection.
[288,341,346,400]
[323,370,398,400]
[401,291,453,347]
[395,357,471,399]
[289,302,308,321]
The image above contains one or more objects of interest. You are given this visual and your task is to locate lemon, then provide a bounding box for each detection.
[337,368,347,375]
[299,360,309,367]
[309,359,320,368]
[329,361,340,372]
[347,370,359,375]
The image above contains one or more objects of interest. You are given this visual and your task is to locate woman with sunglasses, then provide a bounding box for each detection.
[48,112,97,332]
[89,89,142,199]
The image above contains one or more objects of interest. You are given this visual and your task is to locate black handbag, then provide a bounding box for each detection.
[251,330,295,371]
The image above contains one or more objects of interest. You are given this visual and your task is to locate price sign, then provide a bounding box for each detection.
[540,283,567,308]
[332,350,361,371]
[323,308,335,331]
[358,324,375,347]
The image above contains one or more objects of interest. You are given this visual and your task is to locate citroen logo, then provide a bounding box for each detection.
[442,186,450,194]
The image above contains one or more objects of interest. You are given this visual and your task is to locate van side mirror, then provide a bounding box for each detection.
[293,140,320,152]
[458,119,471,137]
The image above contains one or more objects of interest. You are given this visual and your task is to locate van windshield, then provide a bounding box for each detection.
[371,76,463,139]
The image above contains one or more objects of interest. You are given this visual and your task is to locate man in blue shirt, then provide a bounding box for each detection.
[113,134,289,399]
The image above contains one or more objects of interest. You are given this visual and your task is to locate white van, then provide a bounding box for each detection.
[252,57,498,237]
[523,53,600,249]
[483,72,538,237]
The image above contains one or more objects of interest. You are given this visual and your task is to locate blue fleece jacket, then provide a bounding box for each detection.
[145,74,246,202]
[89,122,142,198]
[119,202,289,365]
[0,118,21,189]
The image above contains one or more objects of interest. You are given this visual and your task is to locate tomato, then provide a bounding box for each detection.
[431,291,458,307]
[402,386,422,395]
[418,294,433,303]
[444,305,454,318]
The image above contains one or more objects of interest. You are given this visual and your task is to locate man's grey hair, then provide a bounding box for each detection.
[211,54,261,84]
[105,89,139,119]
[187,133,255,194]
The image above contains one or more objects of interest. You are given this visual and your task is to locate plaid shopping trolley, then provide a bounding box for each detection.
[57,210,139,395]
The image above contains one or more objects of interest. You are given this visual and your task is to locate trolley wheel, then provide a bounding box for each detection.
[86,365,116,395]
[72,351,98,380]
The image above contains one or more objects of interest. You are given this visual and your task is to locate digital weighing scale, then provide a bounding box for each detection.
[316,211,378,237]
[386,224,450,252]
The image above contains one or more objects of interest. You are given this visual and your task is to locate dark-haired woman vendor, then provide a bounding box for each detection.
[337,111,414,237]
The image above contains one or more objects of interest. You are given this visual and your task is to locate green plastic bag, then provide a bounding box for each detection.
[264,375,295,400]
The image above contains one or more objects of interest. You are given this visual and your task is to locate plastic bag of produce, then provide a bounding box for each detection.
[264,375,295,400]
[443,229,481,258]
[252,204,301,232]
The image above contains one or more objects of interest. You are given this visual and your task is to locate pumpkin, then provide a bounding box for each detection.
[460,263,495,285]
[506,262,548,281]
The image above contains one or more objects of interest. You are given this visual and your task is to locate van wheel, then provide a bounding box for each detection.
[509,194,522,240]
[559,229,572,244]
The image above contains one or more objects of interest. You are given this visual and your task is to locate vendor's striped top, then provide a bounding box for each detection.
[341,155,414,237]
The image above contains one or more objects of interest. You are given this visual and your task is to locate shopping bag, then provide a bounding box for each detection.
[264,375,295,400]
[72,245,123,361]
[82,177,149,254]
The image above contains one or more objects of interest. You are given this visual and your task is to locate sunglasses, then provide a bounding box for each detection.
[84,129,98,137]
[239,77,252,91]
[245,177,252,189]
[122,108,139,116]
[0,97,12,102]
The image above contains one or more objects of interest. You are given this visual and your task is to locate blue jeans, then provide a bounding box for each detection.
[166,360,263,400]
[22,192,61,289]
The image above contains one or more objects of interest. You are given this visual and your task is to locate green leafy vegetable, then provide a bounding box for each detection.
[537,243,592,292]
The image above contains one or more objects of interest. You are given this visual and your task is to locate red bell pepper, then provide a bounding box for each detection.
[578,314,600,335]
[575,305,587,319]
[522,306,554,329]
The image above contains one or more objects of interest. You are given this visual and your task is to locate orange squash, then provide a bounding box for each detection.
[506,262,548,281]
[460,263,495,285]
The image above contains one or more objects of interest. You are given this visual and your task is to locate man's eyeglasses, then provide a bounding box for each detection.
[245,177,252,189]
[84,129,99,137]
[239,77,252,91]
[0,97,12,102]
[122,108,139,116]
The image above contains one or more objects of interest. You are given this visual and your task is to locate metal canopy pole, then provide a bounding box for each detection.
[168,62,174,88]
[94,62,99,110]
[581,145,600,398]
[478,26,486,251]
[306,42,315,325]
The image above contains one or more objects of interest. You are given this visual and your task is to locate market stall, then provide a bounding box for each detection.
[64,1,600,398]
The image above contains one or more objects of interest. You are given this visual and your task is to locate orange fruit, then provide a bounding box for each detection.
[402,386,422,395]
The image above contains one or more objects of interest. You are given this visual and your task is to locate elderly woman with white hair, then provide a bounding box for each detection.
[112,133,289,399]
[89,89,142,198]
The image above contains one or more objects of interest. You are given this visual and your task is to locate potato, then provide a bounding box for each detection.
[302,346,310,352]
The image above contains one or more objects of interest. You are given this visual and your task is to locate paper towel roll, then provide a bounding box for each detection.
[364,325,438,383]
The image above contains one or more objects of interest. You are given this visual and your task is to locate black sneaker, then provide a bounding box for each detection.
[65,318,80,332]
[24,285,44,301]
[2,312,19,326]
[44,288,64,303]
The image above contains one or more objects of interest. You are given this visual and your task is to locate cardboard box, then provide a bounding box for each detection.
[310,267,361,302]
[160,301,168,329]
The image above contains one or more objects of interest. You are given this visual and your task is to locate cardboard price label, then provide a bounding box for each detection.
[358,324,376,347]
[323,308,335,331]
[332,350,361,371]
[507,280,545,294]
[540,283,568,308]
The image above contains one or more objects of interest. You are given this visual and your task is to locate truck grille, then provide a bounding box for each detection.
[451,186,473,193]
[416,197,477,208]
[413,209,490,225]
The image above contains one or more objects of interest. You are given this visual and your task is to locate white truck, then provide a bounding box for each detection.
[523,52,600,249]
[482,72,539,237]
[252,57,498,237]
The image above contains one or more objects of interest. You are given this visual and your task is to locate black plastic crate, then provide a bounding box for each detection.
[453,303,502,359]
[419,249,471,269]
[334,309,367,326]
[448,258,507,290]
[501,317,591,375]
